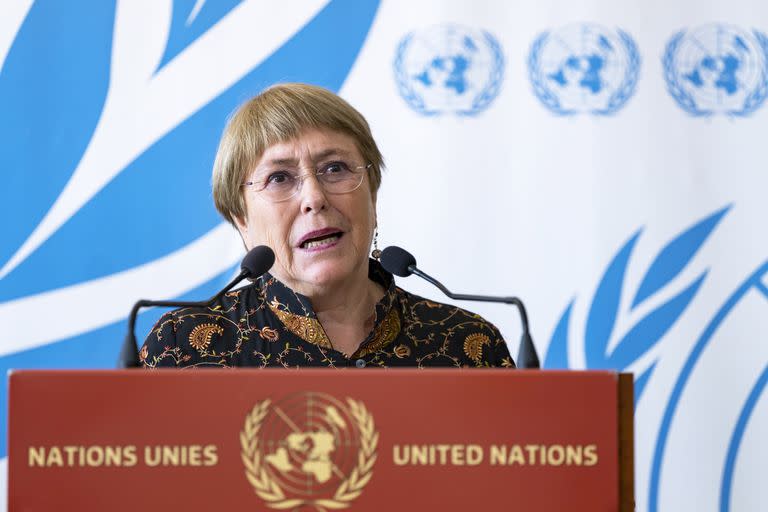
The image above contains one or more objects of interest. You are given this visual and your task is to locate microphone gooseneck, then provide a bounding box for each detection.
[380,245,540,369]
[118,246,276,369]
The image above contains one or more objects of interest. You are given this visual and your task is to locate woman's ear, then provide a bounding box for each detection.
[233,215,250,249]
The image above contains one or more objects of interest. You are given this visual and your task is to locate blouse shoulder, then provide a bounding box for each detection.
[139,309,183,367]
[139,282,260,368]
[394,286,516,368]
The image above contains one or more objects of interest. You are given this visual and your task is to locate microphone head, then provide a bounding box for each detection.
[241,246,275,278]
[380,246,416,277]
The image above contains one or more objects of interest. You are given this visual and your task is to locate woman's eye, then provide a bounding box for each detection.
[322,162,350,175]
[266,172,292,185]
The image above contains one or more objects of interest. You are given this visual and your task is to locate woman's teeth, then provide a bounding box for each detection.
[303,234,341,249]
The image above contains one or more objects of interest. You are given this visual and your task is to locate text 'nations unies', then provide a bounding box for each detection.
[27,445,219,468]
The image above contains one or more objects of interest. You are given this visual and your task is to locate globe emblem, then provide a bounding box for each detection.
[258,393,361,496]
[663,24,768,116]
[528,24,640,115]
[394,25,504,116]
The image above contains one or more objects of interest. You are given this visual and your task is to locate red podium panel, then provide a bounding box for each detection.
[8,370,633,511]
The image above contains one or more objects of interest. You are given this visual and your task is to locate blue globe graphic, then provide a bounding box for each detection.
[394,25,503,115]
[670,24,766,113]
[530,24,637,114]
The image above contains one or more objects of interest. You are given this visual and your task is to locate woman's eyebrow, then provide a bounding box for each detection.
[259,157,298,168]
[257,147,354,170]
[312,147,353,160]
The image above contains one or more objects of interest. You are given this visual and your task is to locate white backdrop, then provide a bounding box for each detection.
[1,1,766,511]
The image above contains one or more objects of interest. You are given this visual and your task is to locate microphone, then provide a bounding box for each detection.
[117,246,275,368]
[380,246,540,369]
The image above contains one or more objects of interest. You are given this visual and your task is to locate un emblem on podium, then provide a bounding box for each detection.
[240,392,378,510]
[663,24,768,117]
[528,24,641,116]
[394,24,504,116]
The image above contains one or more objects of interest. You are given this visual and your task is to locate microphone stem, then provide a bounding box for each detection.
[408,265,531,332]
[119,269,249,368]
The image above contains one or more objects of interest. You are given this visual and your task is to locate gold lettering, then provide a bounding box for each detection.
[489,445,506,465]
[61,446,77,466]
[524,444,538,465]
[104,446,122,466]
[411,445,427,465]
[144,446,160,466]
[566,445,582,465]
[548,445,565,466]
[393,445,408,465]
[187,445,200,466]
[450,445,464,465]
[162,446,179,466]
[28,447,45,467]
[29,445,142,468]
[123,446,137,467]
[508,445,525,465]
[466,445,483,466]
[435,445,449,465]
[203,445,218,466]
[584,444,598,466]
[46,447,63,467]
[393,445,486,466]
[144,445,218,467]
[86,446,104,467]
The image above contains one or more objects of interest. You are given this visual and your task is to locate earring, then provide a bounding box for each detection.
[371,228,381,260]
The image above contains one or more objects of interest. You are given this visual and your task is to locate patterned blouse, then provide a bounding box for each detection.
[140,260,515,369]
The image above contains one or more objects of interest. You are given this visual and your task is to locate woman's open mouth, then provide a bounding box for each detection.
[298,229,344,251]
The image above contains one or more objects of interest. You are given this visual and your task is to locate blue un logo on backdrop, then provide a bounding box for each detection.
[663,24,768,117]
[528,24,641,116]
[394,25,504,116]
[543,206,768,511]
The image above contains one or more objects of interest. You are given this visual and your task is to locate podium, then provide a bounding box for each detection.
[8,370,633,511]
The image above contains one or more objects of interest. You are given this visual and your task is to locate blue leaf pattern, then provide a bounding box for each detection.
[0,0,115,269]
[633,361,656,406]
[547,208,725,408]
[584,230,641,368]
[0,0,382,302]
[0,0,380,459]
[155,0,244,73]
[543,300,573,369]
[632,206,729,308]
[0,263,236,459]
[609,272,707,369]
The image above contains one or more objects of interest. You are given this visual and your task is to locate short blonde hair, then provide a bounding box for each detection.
[212,83,384,225]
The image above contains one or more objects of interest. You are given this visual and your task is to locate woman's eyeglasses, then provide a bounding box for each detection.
[242,162,372,203]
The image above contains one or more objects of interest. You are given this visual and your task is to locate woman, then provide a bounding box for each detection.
[141,83,514,369]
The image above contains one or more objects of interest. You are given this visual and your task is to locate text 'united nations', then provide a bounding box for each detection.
[392,444,598,466]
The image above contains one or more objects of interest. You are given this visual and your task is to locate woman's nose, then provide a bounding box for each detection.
[299,173,329,213]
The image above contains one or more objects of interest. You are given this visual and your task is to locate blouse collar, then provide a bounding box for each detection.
[257,259,400,357]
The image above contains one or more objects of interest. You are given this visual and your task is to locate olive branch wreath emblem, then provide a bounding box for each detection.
[393,27,504,117]
[240,398,378,510]
[528,27,641,116]
[663,28,768,117]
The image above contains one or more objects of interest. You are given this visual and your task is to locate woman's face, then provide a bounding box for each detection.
[235,128,376,296]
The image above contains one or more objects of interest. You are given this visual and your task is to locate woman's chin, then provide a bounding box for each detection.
[295,259,363,292]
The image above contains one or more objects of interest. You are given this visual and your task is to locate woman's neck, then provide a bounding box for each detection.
[309,268,385,357]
